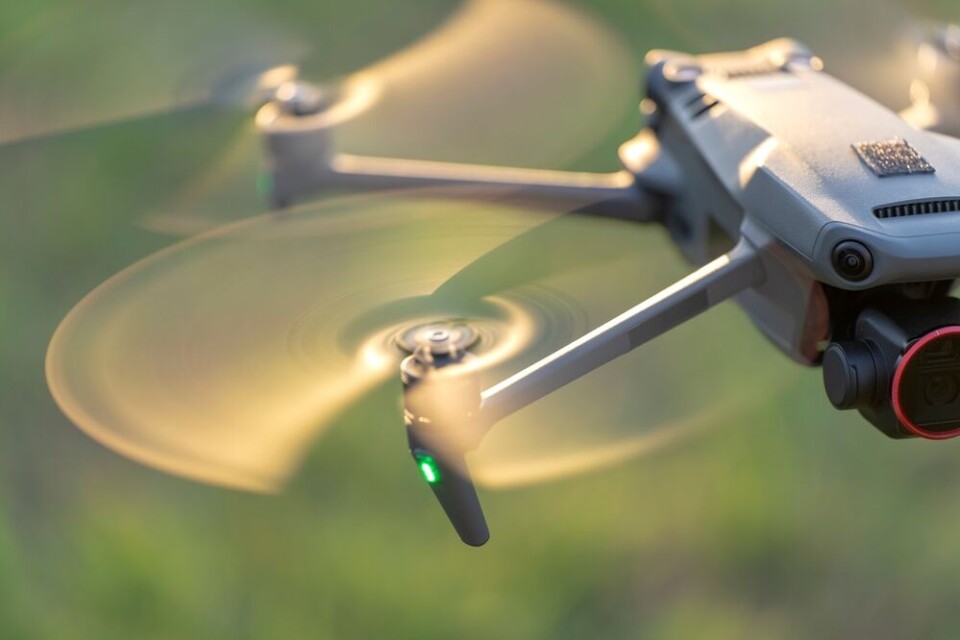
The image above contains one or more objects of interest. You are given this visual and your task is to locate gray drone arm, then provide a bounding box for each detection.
[323,155,648,219]
[258,99,668,221]
[479,236,765,424]
[403,236,765,546]
[267,147,656,220]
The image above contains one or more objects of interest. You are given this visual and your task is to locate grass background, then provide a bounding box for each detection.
[2,0,960,638]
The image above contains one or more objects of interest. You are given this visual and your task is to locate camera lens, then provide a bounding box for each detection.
[892,327,960,438]
[832,241,873,282]
[923,374,960,406]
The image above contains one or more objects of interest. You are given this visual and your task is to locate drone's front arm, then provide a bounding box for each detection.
[479,236,765,424]
[404,236,765,545]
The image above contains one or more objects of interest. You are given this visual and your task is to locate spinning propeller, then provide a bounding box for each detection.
[143,0,639,234]
[0,0,305,145]
[31,0,960,545]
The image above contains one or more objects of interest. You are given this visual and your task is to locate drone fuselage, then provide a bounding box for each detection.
[649,39,960,285]
[645,40,960,437]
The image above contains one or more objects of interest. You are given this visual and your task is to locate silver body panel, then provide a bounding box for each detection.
[650,40,960,290]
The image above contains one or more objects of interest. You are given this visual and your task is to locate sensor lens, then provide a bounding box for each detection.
[832,241,873,282]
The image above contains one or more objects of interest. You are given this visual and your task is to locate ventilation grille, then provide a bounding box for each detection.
[708,60,784,79]
[874,198,960,219]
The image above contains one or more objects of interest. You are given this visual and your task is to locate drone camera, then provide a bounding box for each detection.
[823,299,960,438]
[891,327,960,437]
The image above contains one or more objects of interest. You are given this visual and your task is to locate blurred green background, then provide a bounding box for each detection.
[3,0,960,638]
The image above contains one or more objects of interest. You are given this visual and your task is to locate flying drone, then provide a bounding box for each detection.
[33,1,960,546]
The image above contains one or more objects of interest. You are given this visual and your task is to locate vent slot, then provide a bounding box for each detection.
[684,92,720,120]
[873,198,960,219]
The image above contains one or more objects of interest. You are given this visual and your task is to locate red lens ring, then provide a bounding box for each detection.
[891,325,960,439]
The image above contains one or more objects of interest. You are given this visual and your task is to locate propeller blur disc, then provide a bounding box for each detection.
[0,0,307,146]
[48,188,787,493]
[334,0,637,167]
[401,223,793,489]
[141,0,638,235]
[46,193,591,492]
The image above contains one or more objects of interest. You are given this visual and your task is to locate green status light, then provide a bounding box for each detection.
[415,452,441,484]
[255,173,274,198]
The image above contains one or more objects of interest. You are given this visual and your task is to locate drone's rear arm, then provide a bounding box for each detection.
[325,155,650,220]
[267,149,657,220]
[258,99,668,222]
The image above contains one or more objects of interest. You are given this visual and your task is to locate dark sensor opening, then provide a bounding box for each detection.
[892,328,960,438]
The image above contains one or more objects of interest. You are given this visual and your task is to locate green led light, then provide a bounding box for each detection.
[420,462,439,484]
[255,173,274,198]
[415,453,441,484]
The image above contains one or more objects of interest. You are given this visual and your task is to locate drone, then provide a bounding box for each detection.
[40,3,960,546]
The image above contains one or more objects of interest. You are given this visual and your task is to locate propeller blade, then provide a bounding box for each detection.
[416,225,794,490]
[335,0,638,167]
[45,192,562,492]
[432,211,651,302]
[47,181,790,499]
[0,106,252,251]
[900,23,960,137]
[140,0,639,236]
[0,0,306,146]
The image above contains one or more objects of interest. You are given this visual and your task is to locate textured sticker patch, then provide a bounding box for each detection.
[852,138,936,177]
